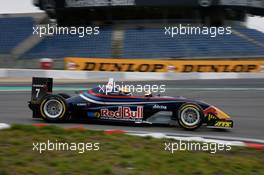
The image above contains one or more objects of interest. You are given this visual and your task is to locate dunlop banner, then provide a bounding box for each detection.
[65,57,264,72]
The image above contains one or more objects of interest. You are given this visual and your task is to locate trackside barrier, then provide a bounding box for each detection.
[0,69,7,78]
[0,69,264,80]
[64,57,264,72]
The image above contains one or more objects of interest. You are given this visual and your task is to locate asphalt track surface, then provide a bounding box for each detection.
[0,79,263,141]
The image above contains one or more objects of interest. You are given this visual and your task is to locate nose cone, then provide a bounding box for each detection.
[214,107,231,119]
[204,106,231,120]
[204,106,233,128]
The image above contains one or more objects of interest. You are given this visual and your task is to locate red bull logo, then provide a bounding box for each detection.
[101,106,143,119]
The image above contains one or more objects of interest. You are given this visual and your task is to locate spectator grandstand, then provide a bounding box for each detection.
[123,26,264,58]
[237,27,264,44]
[23,28,112,58]
[0,15,264,68]
[0,17,34,53]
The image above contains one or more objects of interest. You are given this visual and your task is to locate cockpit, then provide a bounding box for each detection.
[88,78,153,98]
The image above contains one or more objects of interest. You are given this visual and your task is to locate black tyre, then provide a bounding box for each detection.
[178,103,204,130]
[40,95,68,122]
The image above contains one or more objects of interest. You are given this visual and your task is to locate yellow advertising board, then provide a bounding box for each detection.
[65,57,264,72]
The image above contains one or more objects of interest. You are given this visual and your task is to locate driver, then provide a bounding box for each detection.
[144,90,153,97]
[119,87,132,96]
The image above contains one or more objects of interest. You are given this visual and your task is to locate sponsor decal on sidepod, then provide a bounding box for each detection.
[153,104,167,110]
[100,106,143,119]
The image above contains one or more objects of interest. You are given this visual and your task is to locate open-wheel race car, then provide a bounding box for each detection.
[28,77,233,130]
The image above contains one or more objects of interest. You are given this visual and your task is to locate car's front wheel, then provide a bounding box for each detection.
[40,95,68,122]
[178,104,204,130]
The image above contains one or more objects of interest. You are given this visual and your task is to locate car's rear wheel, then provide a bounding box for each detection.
[178,104,204,130]
[40,95,68,122]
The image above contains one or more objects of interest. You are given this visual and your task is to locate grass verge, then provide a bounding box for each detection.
[0,124,263,175]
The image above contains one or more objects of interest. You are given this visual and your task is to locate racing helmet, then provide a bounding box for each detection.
[119,86,132,96]
[144,90,153,97]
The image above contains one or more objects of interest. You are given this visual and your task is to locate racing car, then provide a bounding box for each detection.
[28,77,233,130]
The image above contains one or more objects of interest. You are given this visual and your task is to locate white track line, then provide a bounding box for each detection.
[0,123,10,130]
[125,130,264,144]
[127,132,246,146]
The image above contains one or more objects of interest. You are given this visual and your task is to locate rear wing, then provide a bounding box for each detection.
[31,77,53,103]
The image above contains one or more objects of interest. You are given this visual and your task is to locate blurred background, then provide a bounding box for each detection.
[0,0,263,70]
